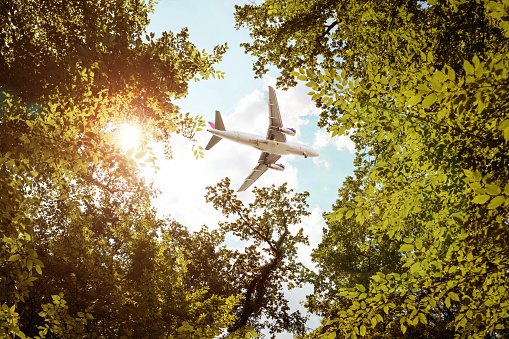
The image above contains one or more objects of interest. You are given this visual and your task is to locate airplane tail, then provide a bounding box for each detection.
[205,110,225,150]
[212,110,225,130]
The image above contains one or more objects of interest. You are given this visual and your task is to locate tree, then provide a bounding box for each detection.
[306,164,461,339]
[236,0,509,337]
[306,166,402,317]
[17,174,238,338]
[205,178,311,338]
[1,0,227,337]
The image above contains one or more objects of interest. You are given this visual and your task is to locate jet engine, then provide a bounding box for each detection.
[278,127,296,136]
[268,163,285,171]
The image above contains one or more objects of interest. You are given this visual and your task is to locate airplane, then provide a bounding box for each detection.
[205,86,319,192]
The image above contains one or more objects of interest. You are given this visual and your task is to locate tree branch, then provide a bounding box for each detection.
[318,21,338,41]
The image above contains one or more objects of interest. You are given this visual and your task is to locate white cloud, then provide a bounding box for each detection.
[312,156,330,169]
[295,206,325,272]
[313,129,355,154]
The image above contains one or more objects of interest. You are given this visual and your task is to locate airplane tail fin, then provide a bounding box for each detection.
[213,110,225,131]
[205,110,226,150]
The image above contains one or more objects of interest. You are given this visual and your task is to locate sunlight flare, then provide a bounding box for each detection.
[118,124,141,151]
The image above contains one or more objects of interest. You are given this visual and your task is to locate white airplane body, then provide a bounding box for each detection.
[207,129,318,157]
[205,86,319,192]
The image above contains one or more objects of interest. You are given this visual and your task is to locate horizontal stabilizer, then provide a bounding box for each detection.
[205,135,222,150]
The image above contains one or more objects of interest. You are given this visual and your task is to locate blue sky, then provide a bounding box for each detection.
[144,0,356,335]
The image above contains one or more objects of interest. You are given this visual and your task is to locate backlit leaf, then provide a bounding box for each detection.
[472,195,490,204]
[400,244,414,252]
[487,196,505,209]
[421,93,437,109]
[126,147,135,157]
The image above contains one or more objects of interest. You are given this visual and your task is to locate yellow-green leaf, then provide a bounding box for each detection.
[135,151,146,159]
[422,93,437,109]
[449,291,460,302]
[126,147,135,157]
[488,196,505,209]
[400,244,414,252]
[498,119,509,131]
[485,184,501,195]
[472,194,490,204]
[464,60,474,74]
[407,95,422,106]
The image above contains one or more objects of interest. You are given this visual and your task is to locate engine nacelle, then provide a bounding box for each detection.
[268,163,285,171]
[278,127,296,136]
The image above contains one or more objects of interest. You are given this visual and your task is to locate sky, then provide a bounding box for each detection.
[143,0,356,336]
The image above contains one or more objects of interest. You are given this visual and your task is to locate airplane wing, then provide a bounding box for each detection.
[266,86,286,142]
[238,152,281,192]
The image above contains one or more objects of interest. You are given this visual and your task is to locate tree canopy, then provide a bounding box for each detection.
[4,0,509,337]
[205,178,311,338]
[1,0,229,337]
[235,0,509,337]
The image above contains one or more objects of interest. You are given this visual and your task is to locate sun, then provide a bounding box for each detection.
[118,124,141,151]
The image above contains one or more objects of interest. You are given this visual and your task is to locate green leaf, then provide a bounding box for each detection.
[421,93,437,109]
[485,184,501,195]
[498,119,509,131]
[400,244,414,252]
[472,195,490,204]
[488,196,505,209]
[415,238,423,250]
[371,317,378,327]
[449,291,460,302]
[410,261,421,274]
[8,254,20,261]
[464,60,475,74]
[407,95,422,106]
[360,325,366,336]
[418,313,427,324]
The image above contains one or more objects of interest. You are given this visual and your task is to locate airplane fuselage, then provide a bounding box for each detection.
[207,129,319,158]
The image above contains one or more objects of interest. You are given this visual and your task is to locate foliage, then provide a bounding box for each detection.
[15,176,239,338]
[205,178,311,339]
[306,167,402,318]
[1,0,227,337]
[236,0,509,338]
